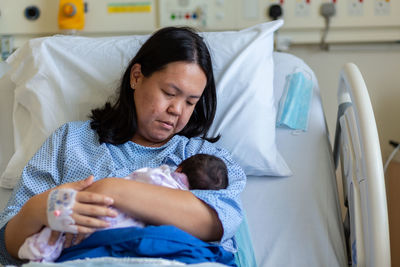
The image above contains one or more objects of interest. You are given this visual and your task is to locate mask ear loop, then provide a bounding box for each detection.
[303,69,313,82]
[292,66,313,82]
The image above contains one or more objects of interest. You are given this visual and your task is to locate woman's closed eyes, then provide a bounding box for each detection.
[162,88,198,106]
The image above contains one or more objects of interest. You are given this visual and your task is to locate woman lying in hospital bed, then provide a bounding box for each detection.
[0,27,246,266]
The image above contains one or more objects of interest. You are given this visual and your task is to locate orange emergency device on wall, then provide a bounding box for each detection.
[58,0,85,31]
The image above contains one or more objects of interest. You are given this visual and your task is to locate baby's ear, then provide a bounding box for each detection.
[179,174,190,189]
[173,171,189,189]
[175,166,183,173]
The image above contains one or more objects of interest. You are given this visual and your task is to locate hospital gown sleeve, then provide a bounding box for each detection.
[189,143,246,251]
[0,124,69,265]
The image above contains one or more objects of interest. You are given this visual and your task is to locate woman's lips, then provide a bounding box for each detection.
[158,120,174,130]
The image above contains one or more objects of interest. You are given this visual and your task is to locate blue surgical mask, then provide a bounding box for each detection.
[276,71,313,131]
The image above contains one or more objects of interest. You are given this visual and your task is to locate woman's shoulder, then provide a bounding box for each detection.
[55,120,91,133]
[52,120,98,143]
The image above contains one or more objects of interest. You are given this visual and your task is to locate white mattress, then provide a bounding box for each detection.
[0,52,347,266]
[241,52,347,266]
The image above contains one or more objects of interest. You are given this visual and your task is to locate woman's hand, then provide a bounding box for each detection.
[45,176,117,249]
[5,175,116,258]
[49,175,118,234]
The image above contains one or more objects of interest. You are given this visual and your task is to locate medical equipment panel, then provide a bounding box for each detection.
[158,0,237,31]
[159,0,400,43]
[1,0,400,50]
[84,0,155,33]
[0,0,156,42]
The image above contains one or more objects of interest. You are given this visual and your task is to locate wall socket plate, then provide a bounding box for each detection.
[374,0,390,16]
[295,0,311,17]
[348,0,363,16]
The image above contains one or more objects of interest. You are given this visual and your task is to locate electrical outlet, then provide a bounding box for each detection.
[374,0,390,16]
[348,0,363,16]
[295,0,311,17]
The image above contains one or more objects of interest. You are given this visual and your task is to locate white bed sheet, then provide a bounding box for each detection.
[241,52,347,266]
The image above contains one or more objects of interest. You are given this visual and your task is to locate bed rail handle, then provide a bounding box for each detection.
[337,62,390,267]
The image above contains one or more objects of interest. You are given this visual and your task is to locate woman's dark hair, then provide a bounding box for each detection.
[179,154,228,190]
[90,27,219,144]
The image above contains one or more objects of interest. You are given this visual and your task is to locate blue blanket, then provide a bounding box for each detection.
[56,225,236,266]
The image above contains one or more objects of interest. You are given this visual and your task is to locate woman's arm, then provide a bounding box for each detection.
[4,191,49,259]
[4,177,117,259]
[86,178,223,241]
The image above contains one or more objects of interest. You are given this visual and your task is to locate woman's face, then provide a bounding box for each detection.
[131,61,207,147]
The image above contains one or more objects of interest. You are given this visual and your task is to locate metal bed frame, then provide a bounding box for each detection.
[333,63,390,267]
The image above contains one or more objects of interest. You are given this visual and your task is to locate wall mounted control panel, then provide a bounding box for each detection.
[0,0,400,48]
[158,0,237,31]
[158,0,400,43]
[0,0,156,35]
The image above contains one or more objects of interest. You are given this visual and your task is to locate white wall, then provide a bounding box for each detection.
[288,43,400,163]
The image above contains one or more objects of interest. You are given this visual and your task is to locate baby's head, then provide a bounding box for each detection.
[176,154,228,190]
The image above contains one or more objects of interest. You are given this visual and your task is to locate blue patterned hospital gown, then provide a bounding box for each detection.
[0,120,246,265]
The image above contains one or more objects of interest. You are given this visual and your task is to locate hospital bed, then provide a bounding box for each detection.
[0,21,390,266]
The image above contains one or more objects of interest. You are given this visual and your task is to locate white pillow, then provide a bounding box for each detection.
[0,20,291,189]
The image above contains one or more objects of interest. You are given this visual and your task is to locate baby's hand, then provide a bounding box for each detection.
[47,231,90,248]
[48,230,62,245]
[63,233,90,248]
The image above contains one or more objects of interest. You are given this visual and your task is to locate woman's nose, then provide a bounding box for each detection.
[167,100,183,116]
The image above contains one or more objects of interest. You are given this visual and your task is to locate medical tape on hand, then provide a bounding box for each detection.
[47,188,78,233]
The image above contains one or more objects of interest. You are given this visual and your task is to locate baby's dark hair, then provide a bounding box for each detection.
[178,154,228,190]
